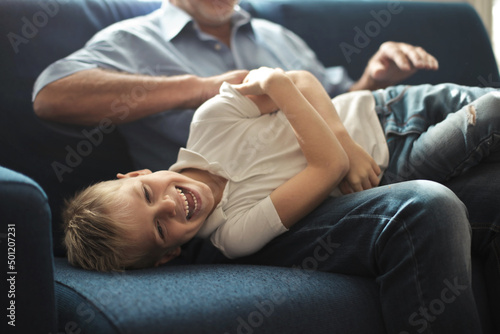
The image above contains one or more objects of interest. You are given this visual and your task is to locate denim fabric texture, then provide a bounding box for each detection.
[373,84,500,258]
[374,84,499,184]
[231,180,481,333]
[374,84,500,328]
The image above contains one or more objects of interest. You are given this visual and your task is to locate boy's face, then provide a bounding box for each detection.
[115,169,215,266]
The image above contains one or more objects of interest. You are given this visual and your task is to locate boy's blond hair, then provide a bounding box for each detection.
[62,179,153,272]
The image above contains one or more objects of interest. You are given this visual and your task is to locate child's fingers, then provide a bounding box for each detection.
[339,180,354,195]
[361,177,373,191]
[345,173,365,193]
[369,168,381,187]
[372,160,382,176]
[344,168,380,193]
[232,83,251,95]
[233,82,264,96]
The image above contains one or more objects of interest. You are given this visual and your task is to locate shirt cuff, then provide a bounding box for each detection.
[32,60,97,101]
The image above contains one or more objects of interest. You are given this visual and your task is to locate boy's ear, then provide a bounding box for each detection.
[155,247,181,267]
[116,169,152,179]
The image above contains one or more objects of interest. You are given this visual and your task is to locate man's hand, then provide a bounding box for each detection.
[351,42,439,91]
[199,70,249,105]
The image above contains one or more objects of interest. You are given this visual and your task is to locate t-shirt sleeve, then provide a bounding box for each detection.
[210,196,288,259]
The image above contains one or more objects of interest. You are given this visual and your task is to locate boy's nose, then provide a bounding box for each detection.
[159,195,176,218]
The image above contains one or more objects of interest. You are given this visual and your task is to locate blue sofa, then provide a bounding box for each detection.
[1,0,499,333]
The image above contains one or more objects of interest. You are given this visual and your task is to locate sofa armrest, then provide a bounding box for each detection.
[0,166,57,334]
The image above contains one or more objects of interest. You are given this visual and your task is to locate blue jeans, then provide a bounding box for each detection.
[373,83,500,185]
[230,181,480,333]
[374,85,500,248]
[374,83,500,332]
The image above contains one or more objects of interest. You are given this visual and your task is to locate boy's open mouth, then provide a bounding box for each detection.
[176,187,198,220]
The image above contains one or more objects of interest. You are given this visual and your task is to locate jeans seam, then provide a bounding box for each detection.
[443,133,500,181]
[400,218,433,334]
[471,224,500,233]
[494,237,500,274]
[294,213,394,234]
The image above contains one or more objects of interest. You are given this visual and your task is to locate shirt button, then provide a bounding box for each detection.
[214,43,222,51]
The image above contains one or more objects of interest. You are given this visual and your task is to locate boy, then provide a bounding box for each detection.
[64,68,500,272]
[64,68,352,271]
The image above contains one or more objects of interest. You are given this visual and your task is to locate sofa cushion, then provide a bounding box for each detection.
[54,257,386,334]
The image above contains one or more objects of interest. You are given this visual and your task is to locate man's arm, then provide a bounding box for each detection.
[234,68,349,229]
[33,68,249,126]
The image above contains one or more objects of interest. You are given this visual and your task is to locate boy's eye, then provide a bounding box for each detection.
[156,221,164,239]
[143,185,152,203]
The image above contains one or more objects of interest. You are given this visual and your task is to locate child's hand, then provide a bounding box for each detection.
[233,67,284,114]
[233,67,286,96]
[339,142,381,194]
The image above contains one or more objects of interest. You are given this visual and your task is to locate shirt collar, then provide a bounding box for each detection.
[160,1,252,41]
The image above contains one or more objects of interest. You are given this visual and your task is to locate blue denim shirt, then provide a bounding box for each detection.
[33,1,353,170]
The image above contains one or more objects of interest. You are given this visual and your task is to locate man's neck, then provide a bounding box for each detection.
[198,23,232,47]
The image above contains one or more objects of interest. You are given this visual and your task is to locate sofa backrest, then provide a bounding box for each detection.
[242,0,499,86]
[1,0,499,256]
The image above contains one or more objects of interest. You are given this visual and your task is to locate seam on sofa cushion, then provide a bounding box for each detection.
[55,280,121,334]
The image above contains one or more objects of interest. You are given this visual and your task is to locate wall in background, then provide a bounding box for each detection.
[494,0,500,67]
[402,0,491,36]
[466,0,493,38]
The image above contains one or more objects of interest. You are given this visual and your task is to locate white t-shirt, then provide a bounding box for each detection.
[170,83,388,258]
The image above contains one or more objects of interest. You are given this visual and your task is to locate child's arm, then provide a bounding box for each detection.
[287,71,382,194]
[233,67,349,229]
